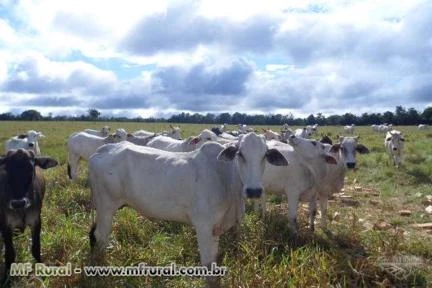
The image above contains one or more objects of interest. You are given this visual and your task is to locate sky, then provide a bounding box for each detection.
[0,0,431,118]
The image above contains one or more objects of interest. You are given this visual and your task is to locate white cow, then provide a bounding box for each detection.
[343,124,355,135]
[261,137,337,232]
[306,124,318,134]
[84,126,110,137]
[384,130,405,168]
[294,126,314,138]
[147,136,199,152]
[5,130,45,155]
[377,124,391,133]
[320,136,369,226]
[132,129,157,137]
[418,124,429,130]
[146,129,219,152]
[262,129,281,141]
[88,133,288,287]
[163,125,182,140]
[67,131,127,180]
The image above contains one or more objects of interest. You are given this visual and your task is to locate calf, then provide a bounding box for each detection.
[418,124,429,130]
[384,130,405,167]
[5,130,45,155]
[88,133,288,287]
[84,126,111,137]
[0,149,58,284]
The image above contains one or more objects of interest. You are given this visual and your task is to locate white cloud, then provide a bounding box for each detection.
[0,0,431,117]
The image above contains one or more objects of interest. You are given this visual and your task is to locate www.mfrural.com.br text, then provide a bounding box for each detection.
[10,262,227,277]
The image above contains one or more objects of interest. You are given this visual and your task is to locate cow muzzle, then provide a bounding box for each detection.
[28,142,35,147]
[246,188,263,198]
[346,162,356,169]
[9,197,31,209]
[392,147,398,151]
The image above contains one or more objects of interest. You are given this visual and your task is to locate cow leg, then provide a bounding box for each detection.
[67,152,80,180]
[196,226,220,288]
[286,190,299,234]
[309,197,317,231]
[90,204,117,253]
[319,196,328,230]
[31,215,42,263]
[1,226,15,284]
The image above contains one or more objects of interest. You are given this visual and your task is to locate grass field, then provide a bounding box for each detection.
[0,121,431,287]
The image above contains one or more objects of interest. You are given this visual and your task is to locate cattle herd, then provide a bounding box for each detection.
[0,122,429,286]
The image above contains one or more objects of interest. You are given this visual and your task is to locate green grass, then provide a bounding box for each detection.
[0,122,431,287]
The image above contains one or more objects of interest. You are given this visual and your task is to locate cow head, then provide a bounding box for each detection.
[217,133,288,199]
[0,149,58,211]
[385,131,405,154]
[288,135,337,165]
[330,136,369,169]
[25,130,45,153]
[167,125,182,140]
[101,126,111,137]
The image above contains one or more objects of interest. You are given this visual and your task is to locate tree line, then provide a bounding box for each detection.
[0,106,431,126]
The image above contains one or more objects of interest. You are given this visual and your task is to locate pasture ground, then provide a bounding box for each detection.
[0,121,431,287]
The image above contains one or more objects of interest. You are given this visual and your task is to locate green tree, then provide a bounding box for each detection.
[88,108,100,120]
[20,109,43,121]
[422,107,432,124]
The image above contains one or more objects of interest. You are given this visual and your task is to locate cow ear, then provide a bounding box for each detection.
[400,138,405,142]
[356,144,369,154]
[35,157,58,169]
[265,149,289,166]
[217,146,238,162]
[385,137,392,142]
[322,154,337,165]
[329,144,340,153]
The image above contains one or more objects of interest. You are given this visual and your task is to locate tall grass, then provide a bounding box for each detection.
[0,122,430,287]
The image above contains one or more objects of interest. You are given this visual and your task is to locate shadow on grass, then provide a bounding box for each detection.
[406,168,432,185]
[230,211,430,287]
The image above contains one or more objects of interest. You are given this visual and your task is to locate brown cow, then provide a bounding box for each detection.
[0,149,57,285]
